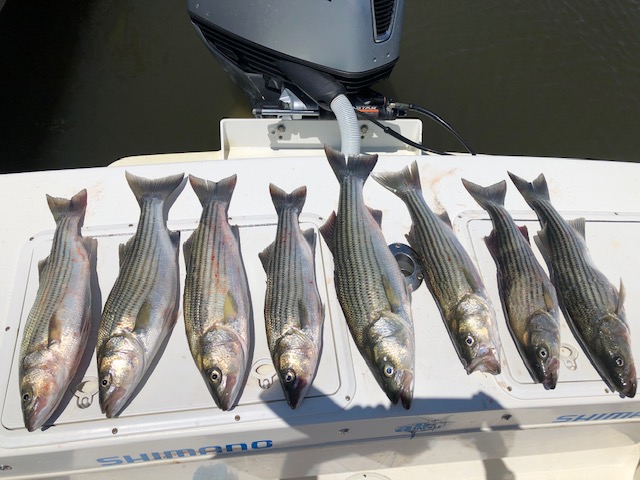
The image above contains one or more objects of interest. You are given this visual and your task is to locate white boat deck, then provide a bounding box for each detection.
[0,119,638,479]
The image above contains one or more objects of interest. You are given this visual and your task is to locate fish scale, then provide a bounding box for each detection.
[19,189,94,431]
[260,183,324,409]
[183,174,252,411]
[100,200,163,340]
[509,171,636,398]
[372,161,502,376]
[462,178,560,389]
[320,146,414,409]
[264,210,303,343]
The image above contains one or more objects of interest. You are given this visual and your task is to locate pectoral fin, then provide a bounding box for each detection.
[223,291,238,323]
[382,274,405,313]
[48,313,63,346]
[462,265,482,292]
[133,300,153,332]
[542,282,557,312]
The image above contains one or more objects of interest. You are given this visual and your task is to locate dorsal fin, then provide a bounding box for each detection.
[568,218,586,239]
[319,212,337,254]
[616,279,626,316]
[368,207,383,227]
[517,225,530,244]
[483,230,498,259]
[437,210,452,228]
[302,228,316,252]
[258,242,275,272]
[183,233,195,265]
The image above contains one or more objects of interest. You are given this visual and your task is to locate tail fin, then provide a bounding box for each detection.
[189,174,237,210]
[508,172,549,207]
[372,161,422,196]
[269,184,307,215]
[462,179,507,210]
[46,188,88,224]
[324,145,377,184]
[125,171,184,206]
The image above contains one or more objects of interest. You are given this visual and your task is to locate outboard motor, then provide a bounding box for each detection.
[187,0,405,119]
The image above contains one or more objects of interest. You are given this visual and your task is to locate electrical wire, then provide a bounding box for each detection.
[403,103,476,155]
[355,109,448,155]
[355,99,476,156]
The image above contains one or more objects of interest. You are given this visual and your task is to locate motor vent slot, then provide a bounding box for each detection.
[373,0,396,42]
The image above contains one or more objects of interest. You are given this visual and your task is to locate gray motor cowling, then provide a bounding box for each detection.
[188,0,405,113]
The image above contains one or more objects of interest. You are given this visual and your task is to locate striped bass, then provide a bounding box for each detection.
[509,172,636,397]
[19,189,95,431]
[462,178,560,389]
[320,146,414,409]
[372,162,502,375]
[183,174,252,411]
[259,184,324,409]
[97,171,183,417]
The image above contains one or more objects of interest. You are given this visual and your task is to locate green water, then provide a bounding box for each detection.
[1,0,639,173]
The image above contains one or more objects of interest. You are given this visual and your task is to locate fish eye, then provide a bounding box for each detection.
[538,348,548,359]
[383,364,395,377]
[22,392,30,404]
[465,334,475,347]
[101,375,111,389]
[284,369,296,383]
[209,368,222,384]
[615,357,624,367]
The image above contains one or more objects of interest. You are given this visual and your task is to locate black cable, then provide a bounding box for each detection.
[355,109,449,155]
[401,102,476,155]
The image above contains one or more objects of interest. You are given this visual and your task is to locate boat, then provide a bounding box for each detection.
[0,1,639,478]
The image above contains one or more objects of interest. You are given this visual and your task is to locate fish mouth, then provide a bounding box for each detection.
[24,397,52,432]
[101,386,127,418]
[542,358,560,390]
[467,350,501,375]
[210,374,239,411]
[619,375,637,398]
[284,377,308,410]
[399,371,414,409]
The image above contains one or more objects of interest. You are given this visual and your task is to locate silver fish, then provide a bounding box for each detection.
[259,184,324,409]
[19,189,95,431]
[372,162,502,375]
[183,174,252,411]
[320,146,414,409]
[97,171,183,417]
[509,172,636,398]
[462,178,560,389]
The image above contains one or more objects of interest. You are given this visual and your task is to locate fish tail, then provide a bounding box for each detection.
[46,188,88,223]
[324,145,378,184]
[125,171,184,206]
[508,172,549,206]
[189,174,237,208]
[372,161,422,196]
[269,183,307,215]
[461,179,507,209]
